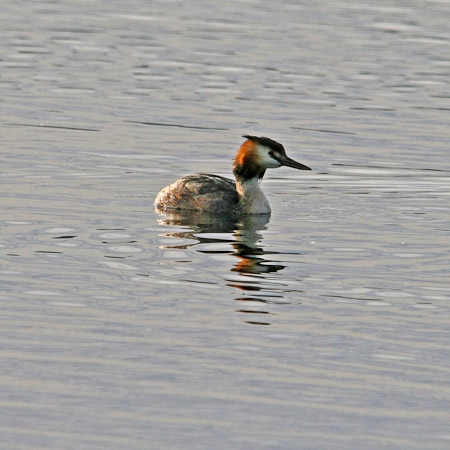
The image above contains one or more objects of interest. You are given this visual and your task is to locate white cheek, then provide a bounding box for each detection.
[258,146,282,168]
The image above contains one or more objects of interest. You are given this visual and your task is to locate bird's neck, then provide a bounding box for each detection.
[235,176,271,214]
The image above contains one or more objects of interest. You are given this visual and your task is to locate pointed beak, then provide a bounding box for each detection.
[277,155,311,171]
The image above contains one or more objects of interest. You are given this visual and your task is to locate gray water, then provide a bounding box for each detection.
[1,1,450,448]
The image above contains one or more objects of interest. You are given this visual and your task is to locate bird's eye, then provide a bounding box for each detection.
[269,151,274,156]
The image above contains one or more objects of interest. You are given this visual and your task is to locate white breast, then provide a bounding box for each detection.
[237,177,271,214]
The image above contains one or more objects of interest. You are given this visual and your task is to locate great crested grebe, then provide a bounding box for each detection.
[155,135,311,214]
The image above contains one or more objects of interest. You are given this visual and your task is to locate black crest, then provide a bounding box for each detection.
[242,135,286,156]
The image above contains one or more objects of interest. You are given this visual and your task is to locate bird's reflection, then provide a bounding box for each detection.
[156,210,287,325]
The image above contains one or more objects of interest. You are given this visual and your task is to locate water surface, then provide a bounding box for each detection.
[1,0,450,448]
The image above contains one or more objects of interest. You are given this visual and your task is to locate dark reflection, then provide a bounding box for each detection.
[156,210,287,325]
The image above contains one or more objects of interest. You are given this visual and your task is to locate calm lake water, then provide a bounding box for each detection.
[1,0,450,448]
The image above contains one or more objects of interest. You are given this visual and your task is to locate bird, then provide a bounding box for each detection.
[154,135,311,215]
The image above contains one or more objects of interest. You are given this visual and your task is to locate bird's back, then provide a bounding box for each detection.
[155,173,239,212]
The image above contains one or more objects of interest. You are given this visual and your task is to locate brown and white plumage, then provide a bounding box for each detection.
[155,135,311,214]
